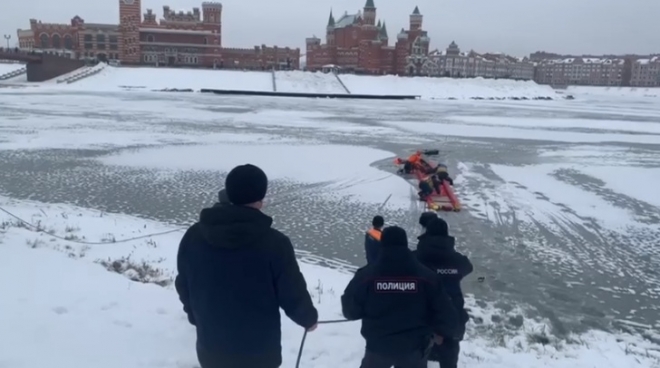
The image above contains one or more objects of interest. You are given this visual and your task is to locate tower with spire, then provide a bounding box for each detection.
[410,6,422,31]
[305,1,430,75]
[326,10,335,45]
[363,0,376,26]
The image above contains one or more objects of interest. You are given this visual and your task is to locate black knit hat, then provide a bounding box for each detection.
[426,217,449,236]
[381,226,408,248]
[419,212,438,228]
[225,164,268,206]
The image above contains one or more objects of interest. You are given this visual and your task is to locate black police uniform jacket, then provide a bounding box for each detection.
[175,203,318,367]
[414,233,473,339]
[340,246,460,357]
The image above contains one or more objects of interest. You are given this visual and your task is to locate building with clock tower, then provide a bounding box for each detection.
[16,1,301,69]
[119,0,141,64]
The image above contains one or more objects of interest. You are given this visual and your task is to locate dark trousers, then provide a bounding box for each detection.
[196,346,280,368]
[434,338,460,368]
[360,349,428,368]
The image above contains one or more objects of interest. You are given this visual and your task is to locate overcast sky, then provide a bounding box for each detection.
[1,0,658,56]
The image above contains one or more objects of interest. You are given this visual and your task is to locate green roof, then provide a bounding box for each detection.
[412,6,420,14]
[364,0,375,9]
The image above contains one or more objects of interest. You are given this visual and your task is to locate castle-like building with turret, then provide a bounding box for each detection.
[16,1,300,69]
[305,0,429,75]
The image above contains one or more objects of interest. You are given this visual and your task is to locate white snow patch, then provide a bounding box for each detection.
[98,143,412,208]
[1,197,658,368]
[2,65,562,100]
[61,66,273,91]
[275,70,346,94]
[340,74,556,100]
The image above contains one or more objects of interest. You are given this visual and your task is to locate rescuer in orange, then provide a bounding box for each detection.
[365,216,384,264]
[400,151,423,174]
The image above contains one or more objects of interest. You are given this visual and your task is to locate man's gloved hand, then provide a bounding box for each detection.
[433,334,444,345]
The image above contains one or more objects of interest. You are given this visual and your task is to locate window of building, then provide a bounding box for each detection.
[109,37,118,50]
[147,35,155,42]
[84,34,93,49]
[40,33,49,48]
[96,34,105,44]
[64,35,73,50]
[51,34,61,49]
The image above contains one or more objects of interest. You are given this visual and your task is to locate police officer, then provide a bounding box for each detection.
[341,226,460,368]
[414,217,473,368]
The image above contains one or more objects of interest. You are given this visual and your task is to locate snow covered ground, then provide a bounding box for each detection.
[340,74,556,99]
[0,64,559,100]
[275,70,347,94]
[1,197,658,368]
[0,62,24,76]
[66,66,274,91]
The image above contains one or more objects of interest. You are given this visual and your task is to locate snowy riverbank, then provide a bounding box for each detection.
[1,196,659,368]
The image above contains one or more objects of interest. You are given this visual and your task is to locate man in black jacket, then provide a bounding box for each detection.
[414,217,473,368]
[175,164,319,368]
[364,215,384,265]
[342,226,460,368]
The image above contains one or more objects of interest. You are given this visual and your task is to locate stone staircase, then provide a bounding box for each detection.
[0,67,27,80]
[56,64,105,84]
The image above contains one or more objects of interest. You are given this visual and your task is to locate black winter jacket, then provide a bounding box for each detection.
[341,246,460,357]
[175,204,318,366]
[414,234,473,338]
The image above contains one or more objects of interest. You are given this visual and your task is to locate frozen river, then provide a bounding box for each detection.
[1,89,659,336]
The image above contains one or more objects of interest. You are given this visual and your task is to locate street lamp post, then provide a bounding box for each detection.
[3,35,10,49]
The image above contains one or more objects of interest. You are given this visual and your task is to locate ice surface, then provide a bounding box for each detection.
[449,115,660,135]
[99,143,413,208]
[378,118,660,144]
[573,166,660,208]
[1,197,658,368]
[567,86,660,99]
[489,164,645,231]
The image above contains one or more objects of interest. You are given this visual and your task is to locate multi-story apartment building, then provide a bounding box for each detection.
[16,1,300,69]
[305,0,430,75]
[534,57,625,86]
[630,57,660,87]
[419,41,534,80]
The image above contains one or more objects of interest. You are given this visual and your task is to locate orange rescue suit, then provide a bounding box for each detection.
[366,228,382,241]
[407,152,422,164]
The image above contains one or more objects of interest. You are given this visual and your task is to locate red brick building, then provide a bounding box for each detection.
[17,1,299,69]
[305,0,430,75]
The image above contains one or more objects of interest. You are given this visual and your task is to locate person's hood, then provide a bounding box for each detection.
[197,204,272,248]
[416,235,456,260]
